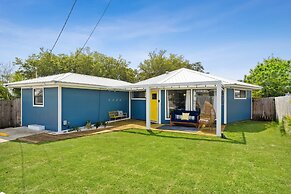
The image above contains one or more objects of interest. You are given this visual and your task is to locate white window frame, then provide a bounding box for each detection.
[32,88,44,107]
[233,89,247,99]
[165,89,191,120]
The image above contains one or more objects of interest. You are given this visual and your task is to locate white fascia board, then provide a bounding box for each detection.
[224,84,262,90]
[118,81,221,90]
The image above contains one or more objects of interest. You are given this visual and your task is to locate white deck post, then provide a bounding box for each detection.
[58,85,62,133]
[224,87,227,124]
[216,82,222,137]
[146,86,151,129]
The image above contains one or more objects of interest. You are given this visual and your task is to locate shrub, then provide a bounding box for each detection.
[85,120,91,129]
[95,121,101,129]
[283,116,291,135]
[102,121,108,128]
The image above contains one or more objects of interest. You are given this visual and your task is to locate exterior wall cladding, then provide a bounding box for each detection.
[22,87,251,131]
[130,89,252,124]
[62,88,129,130]
[22,88,58,131]
[227,89,252,123]
[22,87,129,131]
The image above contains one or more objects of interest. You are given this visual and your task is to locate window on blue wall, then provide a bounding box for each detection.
[166,90,191,118]
[132,91,145,99]
[33,88,44,107]
[234,90,246,99]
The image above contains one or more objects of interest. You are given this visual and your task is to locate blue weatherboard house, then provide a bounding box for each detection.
[6,68,261,136]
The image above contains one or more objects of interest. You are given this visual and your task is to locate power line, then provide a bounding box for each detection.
[75,0,112,57]
[50,0,78,53]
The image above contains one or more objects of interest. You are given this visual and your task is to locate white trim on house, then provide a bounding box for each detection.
[224,88,227,124]
[20,88,23,126]
[233,89,247,100]
[190,89,193,110]
[146,87,151,129]
[131,98,146,100]
[158,89,161,124]
[250,90,253,120]
[32,87,44,107]
[164,89,170,120]
[128,91,131,119]
[216,82,222,137]
[57,86,62,133]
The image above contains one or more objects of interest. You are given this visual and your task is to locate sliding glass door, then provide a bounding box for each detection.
[165,89,217,119]
[166,90,191,118]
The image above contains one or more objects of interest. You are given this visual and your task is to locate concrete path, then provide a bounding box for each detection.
[0,127,45,143]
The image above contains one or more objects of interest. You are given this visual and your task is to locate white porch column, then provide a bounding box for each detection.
[146,87,151,129]
[58,85,62,133]
[216,82,222,137]
[224,88,227,124]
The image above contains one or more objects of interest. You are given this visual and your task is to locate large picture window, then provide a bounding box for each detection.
[193,90,215,112]
[166,90,190,118]
[234,90,246,99]
[33,88,44,107]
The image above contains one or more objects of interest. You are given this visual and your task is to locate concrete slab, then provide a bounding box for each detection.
[0,127,46,143]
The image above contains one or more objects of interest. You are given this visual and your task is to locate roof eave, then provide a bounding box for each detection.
[224,84,262,90]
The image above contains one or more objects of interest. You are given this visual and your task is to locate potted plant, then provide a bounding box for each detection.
[102,121,108,128]
[95,121,101,129]
[85,120,91,129]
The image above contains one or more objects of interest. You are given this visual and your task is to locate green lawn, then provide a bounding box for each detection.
[1,121,291,193]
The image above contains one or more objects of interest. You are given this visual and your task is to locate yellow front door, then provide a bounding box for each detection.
[150,90,158,122]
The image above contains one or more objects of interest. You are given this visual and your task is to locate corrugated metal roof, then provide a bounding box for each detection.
[133,68,261,89]
[5,73,132,88]
[5,68,261,90]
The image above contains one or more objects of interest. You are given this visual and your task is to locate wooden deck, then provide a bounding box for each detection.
[110,119,226,136]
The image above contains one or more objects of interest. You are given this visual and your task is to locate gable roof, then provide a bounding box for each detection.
[5,73,132,88]
[133,68,261,90]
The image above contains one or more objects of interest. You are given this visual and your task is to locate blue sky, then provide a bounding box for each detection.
[0,0,291,80]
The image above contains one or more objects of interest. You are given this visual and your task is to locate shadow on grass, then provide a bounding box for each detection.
[121,129,246,145]
[224,120,272,133]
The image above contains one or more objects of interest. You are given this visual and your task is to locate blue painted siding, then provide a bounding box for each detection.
[22,88,58,131]
[131,99,146,120]
[227,89,252,123]
[62,88,129,129]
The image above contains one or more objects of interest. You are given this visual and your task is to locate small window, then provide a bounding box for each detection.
[33,88,44,106]
[132,91,145,99]
[152,93,157,100]
[234,90,247,99]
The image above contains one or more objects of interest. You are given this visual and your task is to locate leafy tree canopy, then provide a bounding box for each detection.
[138,50,204,81]
[15,48,137,83]
[244,57,291,97]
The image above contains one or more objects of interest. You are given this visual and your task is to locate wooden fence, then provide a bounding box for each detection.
[0,98,21,129]
[252,97,276,121]
[252,96,291,121]
[275,96,291,121]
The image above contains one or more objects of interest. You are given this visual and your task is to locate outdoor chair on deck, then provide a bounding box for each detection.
[198,101,216,129]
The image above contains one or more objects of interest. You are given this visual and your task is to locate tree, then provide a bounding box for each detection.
[138,50,204,81]
[244,57,291,98]
[14,47,138,83]
[0,63,22,99]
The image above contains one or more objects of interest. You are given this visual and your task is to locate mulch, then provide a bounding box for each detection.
[16,127,114,144]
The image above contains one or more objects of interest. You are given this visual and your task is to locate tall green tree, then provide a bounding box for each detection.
[138,50,204,81]
[244,57,291,97]
[0,63,22,99]
[14,48,137,83]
